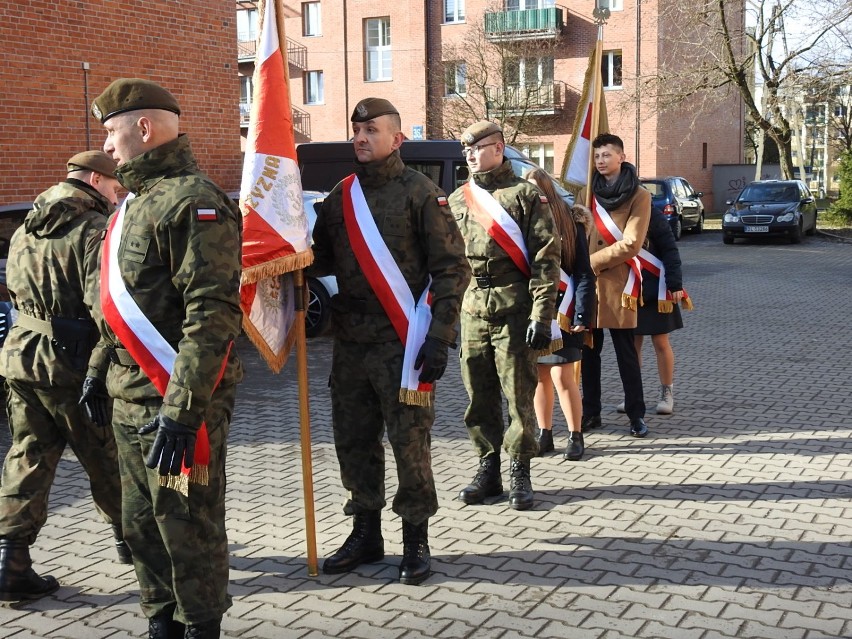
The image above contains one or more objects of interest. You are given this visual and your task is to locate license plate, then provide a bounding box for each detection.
[744,225,769,233]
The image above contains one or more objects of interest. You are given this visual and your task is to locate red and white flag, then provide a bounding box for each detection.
[240,0,313,372]
[561,46,609,190]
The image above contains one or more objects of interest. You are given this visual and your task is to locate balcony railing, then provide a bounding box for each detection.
[485,82,565,116]
[484,7,563,41]
[240,102,311,139]
[237,37,307,70]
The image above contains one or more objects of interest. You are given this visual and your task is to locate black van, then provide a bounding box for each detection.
[296,139,575,205]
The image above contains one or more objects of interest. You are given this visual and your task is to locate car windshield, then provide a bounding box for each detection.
[738,183,798,203]
[641,181,665,198]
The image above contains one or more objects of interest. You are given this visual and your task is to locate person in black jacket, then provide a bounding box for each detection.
[618,206,687,415]
[524,169,595,461]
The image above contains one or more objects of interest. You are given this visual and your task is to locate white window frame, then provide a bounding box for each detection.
[239,75,253,122]
[237,8,258,42]
[602,50,623,89]
[303,2,322,37]
[444,61,467,96]
[598,0,623,11]
[506,0,555,10]
[520,143,555,174]
[365,17,392,82]
[305,70,324,104]
[444,0,465,23]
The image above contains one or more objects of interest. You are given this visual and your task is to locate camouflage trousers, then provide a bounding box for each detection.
[112,384,235,625]
[0,379,121,544]
[330,339,437,525]
[460,312,539,462]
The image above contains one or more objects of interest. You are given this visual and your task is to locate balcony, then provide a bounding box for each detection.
[240,102,312,140]
[485,82,565,116]
[237,37,307,70]
[484,7,563,42]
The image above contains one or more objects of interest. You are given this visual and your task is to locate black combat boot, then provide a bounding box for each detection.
[399,519,431,586]
[322,511,384,574]
[536,429,554,455]
[564,432,584,461]
[458,454,503,505]
[0,538,59,601]
[508,459,534,511]
[147,613,185,639]
[184,618,221,639]
[112,524,132,565]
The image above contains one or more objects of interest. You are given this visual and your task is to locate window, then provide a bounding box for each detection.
[835,105,848,117]
[504,57,553,87]
[444,0,465,23]
[239,76,252,123]
[507,0,555,9]
[237,8,258,42]
[602,50,622,89]
[597,0,623,10]
[305,71,324,104]
[444,61,466,96]
[303,2,321,37]
[519,143,555,174]
[365,18,392,81]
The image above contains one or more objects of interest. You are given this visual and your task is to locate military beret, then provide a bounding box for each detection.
[351,97,399,122]
[461,121,503,146]
[66,150,117,178]
[91,78,181,123]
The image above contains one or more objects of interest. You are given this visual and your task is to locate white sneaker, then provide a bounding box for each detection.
[656,384,674,414]
[616,401,626,413]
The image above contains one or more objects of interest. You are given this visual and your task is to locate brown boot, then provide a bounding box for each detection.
[0,538,59,601]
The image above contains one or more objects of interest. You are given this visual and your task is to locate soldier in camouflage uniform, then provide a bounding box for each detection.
[310,98,469,585]
[0,151,126,602]
[449,121,560,511]
[88,79,243,639]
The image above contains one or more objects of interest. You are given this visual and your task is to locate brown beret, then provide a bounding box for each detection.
[351,97,399,122]
[66,151,117,178]
[91,78,181,123]
[461,121,503,146]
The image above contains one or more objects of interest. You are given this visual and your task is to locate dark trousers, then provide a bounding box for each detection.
[581,328,645,420]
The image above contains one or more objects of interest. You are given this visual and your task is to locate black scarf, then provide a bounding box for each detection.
[592,162,639,211]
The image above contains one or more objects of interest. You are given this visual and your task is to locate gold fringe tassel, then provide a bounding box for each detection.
[658,300,674,314]
[681,297,694,311]
[557,313,572,332]
[583,332,594,349]
[399,388,433,407]
[621,293,638,311]
[241,313,296,374]
[241,249,314,286]
[157,464,209,498]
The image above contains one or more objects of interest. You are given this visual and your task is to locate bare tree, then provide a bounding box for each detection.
[645,0,852,179]
[427,5,567,145]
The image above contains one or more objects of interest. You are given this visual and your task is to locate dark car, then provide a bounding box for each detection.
[722,180,817,245]
[639,177,705,240]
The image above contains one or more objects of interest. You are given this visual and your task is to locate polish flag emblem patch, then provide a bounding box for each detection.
[436,196,448,207]
[196,208,218,222]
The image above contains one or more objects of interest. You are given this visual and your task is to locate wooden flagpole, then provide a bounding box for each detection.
[271,0,318,576]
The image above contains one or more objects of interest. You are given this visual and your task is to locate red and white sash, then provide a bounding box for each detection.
[100,193,229,496]
[557,269,576,332]
[342,175,434,406]
[463,182,561,350]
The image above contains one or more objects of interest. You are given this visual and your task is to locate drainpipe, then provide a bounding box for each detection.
[343,0,350,138]
[424,0,431,138]
[635,0,641,173]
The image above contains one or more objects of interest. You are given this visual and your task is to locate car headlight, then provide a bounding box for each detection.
[775,211,795,222]
[723,212,739,223]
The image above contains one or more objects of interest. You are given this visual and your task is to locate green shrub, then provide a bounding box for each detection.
[829,151,852,222]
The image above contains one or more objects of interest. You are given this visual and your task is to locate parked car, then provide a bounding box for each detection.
[0,201,30,302]
[301,190,336,338]
[639,176,704,240]
[722,179,817,245]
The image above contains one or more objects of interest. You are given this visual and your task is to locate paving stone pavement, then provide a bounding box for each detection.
[1,230,851,638]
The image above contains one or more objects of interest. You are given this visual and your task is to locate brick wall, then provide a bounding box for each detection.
[0,0,243,206]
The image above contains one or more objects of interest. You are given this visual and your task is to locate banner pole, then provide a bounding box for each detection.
[585,33,604,209]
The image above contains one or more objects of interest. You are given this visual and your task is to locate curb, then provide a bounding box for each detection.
[817,229,852,243]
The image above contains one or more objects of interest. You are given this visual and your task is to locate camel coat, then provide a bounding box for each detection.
[580,186,651,329]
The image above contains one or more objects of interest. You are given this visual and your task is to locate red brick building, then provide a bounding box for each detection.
[0,0,244,207]
[239,0,744,210]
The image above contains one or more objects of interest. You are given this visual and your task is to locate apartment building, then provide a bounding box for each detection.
[0,0,244,206]
[238,0,744,207]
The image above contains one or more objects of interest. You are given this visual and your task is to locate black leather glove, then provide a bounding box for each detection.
[414,336,450,383]
[138,412,196,476]
[525,320,551,350]
[79,376,110,428]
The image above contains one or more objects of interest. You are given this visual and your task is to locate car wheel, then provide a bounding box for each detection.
[790,220,803,244]
[305,278,331,338]
[693,213,704,234]
[672,217,683,241]
[723,234,734,245]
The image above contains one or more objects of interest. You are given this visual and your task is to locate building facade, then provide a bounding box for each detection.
[0,0,244,207]
[238,0,744,210]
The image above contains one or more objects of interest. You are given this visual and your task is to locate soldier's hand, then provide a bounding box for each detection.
[79,376,110,429]
[525,320,551,351]
[414,336,450,383]
[138,412,196,476]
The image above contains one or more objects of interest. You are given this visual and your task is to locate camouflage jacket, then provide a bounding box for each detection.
[448,160,559,322]
[90,134,243,430]
[0,180,109,386]
[310,150,469,344]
